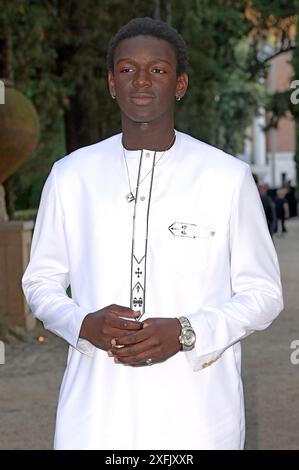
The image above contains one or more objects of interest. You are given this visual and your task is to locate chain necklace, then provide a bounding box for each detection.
[122,132,176,203]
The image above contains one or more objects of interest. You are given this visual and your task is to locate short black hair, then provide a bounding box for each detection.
[107,17,188,76]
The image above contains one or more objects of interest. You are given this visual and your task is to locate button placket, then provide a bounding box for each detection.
[130,150,155,319]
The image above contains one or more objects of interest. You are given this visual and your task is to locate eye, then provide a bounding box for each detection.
[120,67,134,73]
[152,68,165,74]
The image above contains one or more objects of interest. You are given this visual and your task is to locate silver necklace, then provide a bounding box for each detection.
[122,133,176,203]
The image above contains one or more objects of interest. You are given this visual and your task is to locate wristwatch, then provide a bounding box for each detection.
[177,316,196,351]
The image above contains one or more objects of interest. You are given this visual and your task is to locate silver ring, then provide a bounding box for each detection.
[146,358,153,366]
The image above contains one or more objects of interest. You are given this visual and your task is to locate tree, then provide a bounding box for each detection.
[175,0,297,153]
[258,4,299,193]
[1,0,154,213]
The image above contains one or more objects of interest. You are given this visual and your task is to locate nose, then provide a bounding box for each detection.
[132,69,151,89]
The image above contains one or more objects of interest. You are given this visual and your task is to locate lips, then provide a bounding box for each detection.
[130,94,155,105]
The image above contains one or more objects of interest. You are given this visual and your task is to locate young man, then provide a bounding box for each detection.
[22,18,283,450]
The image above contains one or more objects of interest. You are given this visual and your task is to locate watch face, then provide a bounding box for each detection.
[183,328,196,346]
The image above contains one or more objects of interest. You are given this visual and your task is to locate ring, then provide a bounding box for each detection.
[146,358,153,366]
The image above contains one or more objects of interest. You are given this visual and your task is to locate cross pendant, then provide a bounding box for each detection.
[126,192,135,203]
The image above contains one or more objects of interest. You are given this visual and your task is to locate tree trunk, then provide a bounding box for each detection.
[154,0,172,22]
[64,85,100,154]
[154,0,161,19]
[0,27,13,81]
[166,0,172,24]
[3,175,15,220]
[0,184,8,222]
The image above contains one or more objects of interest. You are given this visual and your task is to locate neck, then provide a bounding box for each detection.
[121,119,175,151]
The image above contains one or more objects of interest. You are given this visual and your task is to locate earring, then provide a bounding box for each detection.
[176,95,181,102]
[111,94,116,100]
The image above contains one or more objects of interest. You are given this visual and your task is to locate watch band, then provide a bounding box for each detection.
[178,316,192,329]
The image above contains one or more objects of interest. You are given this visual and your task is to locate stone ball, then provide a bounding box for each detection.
[0,83,39,183]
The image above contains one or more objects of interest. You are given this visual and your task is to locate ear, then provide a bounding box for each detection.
[108,71,116,97]
[175,73,188,100]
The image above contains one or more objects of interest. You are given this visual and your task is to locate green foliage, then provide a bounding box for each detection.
[176,1,263,148]
[13,116,66,210]
[265,90,292,130]
[216,79,264,154]
[251,0,299,21]
[14,208,37,221]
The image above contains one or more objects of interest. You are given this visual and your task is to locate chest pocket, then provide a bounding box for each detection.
[164,221,216,276]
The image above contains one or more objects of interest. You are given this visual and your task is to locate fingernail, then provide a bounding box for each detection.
[111,338,116,346]
[107,350,113,357]
[114,357,120,364]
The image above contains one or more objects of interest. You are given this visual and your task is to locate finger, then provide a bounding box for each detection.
[112,327,150,348]
[110,336,153,358]
[106,327,141,338]
[116,346,160,367]
[109,305,141,319]
[109,315,143,331]
[99,328,136,350]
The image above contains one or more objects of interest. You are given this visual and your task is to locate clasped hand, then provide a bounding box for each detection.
[79,304,181,367]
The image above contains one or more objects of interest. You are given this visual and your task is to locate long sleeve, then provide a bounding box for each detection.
[22,163,93,356]
[186,165,283,370]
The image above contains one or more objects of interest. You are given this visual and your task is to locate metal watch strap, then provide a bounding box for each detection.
[178,316,192,329]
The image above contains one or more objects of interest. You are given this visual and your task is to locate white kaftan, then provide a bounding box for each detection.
[22,131,283,449]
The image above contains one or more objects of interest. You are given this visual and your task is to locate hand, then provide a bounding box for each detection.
[108,317,181,367]
[79,304,143,351]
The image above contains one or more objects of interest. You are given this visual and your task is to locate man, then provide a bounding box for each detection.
[253,174,276,236]
[22,17,283,450]
[258,183,275,236]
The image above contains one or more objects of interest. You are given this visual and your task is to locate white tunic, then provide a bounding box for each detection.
[22,131,283,450]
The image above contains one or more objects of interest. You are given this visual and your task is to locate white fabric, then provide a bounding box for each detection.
[22,131,283,450]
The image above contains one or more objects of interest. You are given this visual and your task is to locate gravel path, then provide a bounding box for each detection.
[0,218,298,450]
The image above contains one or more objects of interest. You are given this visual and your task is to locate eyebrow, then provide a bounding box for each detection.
[115,57,173,66]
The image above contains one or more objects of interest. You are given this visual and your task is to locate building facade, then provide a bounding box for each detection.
[241,51,296,188]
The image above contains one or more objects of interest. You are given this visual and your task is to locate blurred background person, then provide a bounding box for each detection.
[283,180,298,218]
[259,183,276,237]
[275,187,290,235]
[253,174,276,237]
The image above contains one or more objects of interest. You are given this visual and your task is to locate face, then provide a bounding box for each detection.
[108,35,188,125]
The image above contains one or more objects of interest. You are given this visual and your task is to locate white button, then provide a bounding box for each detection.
[145,152,150,158]
[140,196,146,201]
